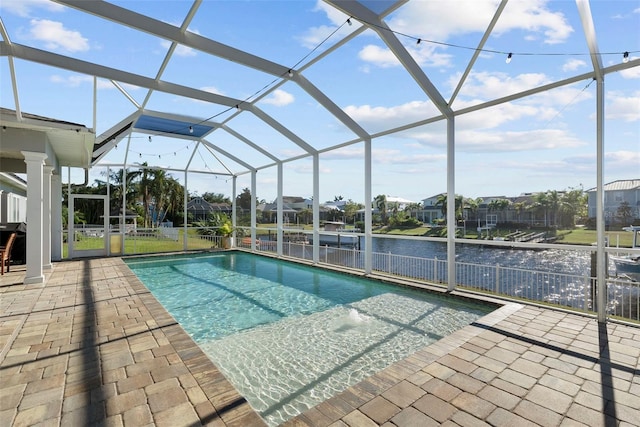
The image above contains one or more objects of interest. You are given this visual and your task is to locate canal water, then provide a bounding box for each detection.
[278,234,637,320]
[368,237,593,276]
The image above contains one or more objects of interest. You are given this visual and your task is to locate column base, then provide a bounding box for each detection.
[24,275,45,285]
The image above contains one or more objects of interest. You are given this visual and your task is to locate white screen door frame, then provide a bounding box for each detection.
[68,194,109,259]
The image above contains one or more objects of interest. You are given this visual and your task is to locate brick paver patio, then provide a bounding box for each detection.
[1,257,639,426]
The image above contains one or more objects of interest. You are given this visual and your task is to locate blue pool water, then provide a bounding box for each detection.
[126,252,494,426]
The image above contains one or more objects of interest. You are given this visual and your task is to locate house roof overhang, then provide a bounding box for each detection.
[0,108,94,173]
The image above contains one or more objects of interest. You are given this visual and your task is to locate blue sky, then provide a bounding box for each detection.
[1,0,639,204]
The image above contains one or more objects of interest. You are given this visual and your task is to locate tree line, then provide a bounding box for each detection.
[63,165,184,228]
[373,189,589,229]
[67,168,594,231]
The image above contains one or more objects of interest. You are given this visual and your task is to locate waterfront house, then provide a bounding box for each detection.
[587,179,640,225]
[186,197,232,222]
[0,172,27,224]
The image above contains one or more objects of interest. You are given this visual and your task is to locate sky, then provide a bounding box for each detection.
[1,0,639,205]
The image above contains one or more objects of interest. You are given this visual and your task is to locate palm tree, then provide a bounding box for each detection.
[546,190,561,227]
[106,168,141,212]
[135,164,153,228]
[435,194,447,217]
[532,192,550,227]
[435,194,464,222]
[163,178,184,224]
[464,197,482,223]
[512,201,527,223]
[559,187,586,227]
[374,194,387,224]
[148,169,169,227]
[404,202,423,220]
[488,198,510,222]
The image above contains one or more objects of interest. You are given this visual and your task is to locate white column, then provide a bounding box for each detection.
[595,78,607,322]
[446,116,456,291]
[51,172,63,261]
[312,153,319,264]
[277,163,283,256]
[183,170,188,251]
[364,139,372,274]
[42,166,53,269]
[22,151,47,284]
[250,172,257,249]
[231,175,237,230]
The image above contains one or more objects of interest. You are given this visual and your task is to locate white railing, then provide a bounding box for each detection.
[65,226,229,256]
[62,227,639,322]
[246,243,639,323]
[607,277,640,320]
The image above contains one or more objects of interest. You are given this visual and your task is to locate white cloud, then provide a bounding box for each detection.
[325,145,445,166]
[460,102,541,129]
[605,150,640,171]
[344,100,440,132]
[321,146,364,160]
[358,45,400,68]
[313,0,352,27]
[160,40,197,57]
[451,71,593,122]
[388,1,501,42]
[297,1,358,49]
[534,150,640,176]
[372,148,445,165]
[562,59,587,72]
[606,91,640,122]
[2,0,63,17]
[351,0,573,69]
[50,75,140,91]
[298,24,341,50]
[454,71,551,100]
[459,128,584,152]
[395,0,574,43]
[358,43,452,69]
[406,126,585,153]
[620,56,640,79]
[495,0,574,44]
[261,89,295,107]
[29,19,89,52]
[201,86,225,96]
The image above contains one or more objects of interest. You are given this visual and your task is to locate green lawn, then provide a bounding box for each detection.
[63,229,220,258]
[62,225,636,259]
[375,225,635,247]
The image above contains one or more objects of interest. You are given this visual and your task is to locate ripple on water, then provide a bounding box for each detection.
[200,292,486,427]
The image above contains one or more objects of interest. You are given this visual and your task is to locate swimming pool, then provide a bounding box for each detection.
[126,252,494,426]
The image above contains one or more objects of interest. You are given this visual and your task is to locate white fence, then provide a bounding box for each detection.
[63,227,639,323]
[245,241,639,323]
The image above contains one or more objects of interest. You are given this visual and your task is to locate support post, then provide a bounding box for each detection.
[22,151,47,284]
[51,171,63,261]
[364,138,372,274]
[42,166,53,269]
[250,172,256,249]
[595,78,607,322]
[446,116,456,291]
[312,153,319,264]
[277,162,283,256]
[183,171,188,250]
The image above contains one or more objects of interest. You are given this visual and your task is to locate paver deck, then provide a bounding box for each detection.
[1,257,639,427]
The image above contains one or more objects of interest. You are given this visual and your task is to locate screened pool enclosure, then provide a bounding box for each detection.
[1,0,638,322]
